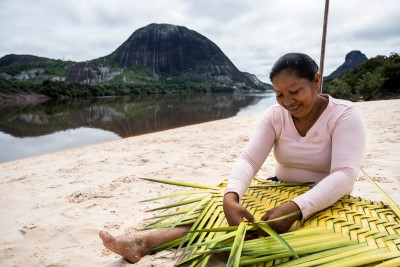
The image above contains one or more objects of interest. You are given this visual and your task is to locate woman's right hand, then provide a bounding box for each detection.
[223,192,255,226]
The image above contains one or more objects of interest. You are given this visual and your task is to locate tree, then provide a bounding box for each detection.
[355,71,386,100]
[324,79,357,101]
[382,53,400,93]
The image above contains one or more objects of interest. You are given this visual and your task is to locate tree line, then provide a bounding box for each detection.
[324,53,400,101]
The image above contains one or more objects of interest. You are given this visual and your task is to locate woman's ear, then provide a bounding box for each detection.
[314,73,321,90]
[314,73,321,84]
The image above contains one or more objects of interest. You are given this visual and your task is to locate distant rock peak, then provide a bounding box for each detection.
[327,50,368,80]
[110,24,231,72]
[345,50,365,60]
[145,23,180,34]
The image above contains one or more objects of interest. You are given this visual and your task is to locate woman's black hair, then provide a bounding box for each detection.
[269,53,319,82]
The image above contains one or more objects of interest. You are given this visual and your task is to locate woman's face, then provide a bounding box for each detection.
[272,70,321,119]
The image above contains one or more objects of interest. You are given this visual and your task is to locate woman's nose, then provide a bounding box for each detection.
[283,95,294,106]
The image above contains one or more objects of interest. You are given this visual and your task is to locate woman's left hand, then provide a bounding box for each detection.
[260,201,302,234]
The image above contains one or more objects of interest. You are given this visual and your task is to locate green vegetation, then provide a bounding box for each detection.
[324,52,400,101]
[0,57,74,77]
[109,65,157,84]
[95,56,121,69]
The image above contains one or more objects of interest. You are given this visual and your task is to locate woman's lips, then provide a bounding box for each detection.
[288,105,300,112]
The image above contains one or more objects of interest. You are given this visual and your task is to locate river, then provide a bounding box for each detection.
[0,92,276,162]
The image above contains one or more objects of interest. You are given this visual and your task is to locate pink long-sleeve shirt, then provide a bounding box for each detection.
[225,95,366,218]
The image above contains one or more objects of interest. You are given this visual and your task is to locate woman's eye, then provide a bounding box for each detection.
[290,90,299,95]
[292,87,303,94]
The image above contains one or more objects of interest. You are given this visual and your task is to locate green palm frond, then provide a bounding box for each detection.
[140,177,220,190]
[226,221,247,267]
[254,221,299,259]
[143,176,400,266]
[140,189,214,202]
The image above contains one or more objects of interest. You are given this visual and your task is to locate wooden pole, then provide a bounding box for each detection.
[319,0,330,93]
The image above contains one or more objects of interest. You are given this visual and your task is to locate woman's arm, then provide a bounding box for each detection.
[223,109,278,226]
[292,106,366,218]
[225,109,277,199]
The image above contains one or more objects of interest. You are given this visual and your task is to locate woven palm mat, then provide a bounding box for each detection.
[143,177,400,266]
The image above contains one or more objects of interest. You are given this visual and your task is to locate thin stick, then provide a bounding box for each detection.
[319,0,330,93]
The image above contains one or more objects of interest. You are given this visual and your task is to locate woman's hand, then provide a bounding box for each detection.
[261,201,302,234]
[223,192,255,226]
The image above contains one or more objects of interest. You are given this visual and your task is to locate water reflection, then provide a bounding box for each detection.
[0,92,274,162]
[236,93,276,116]
[0,127,119,162]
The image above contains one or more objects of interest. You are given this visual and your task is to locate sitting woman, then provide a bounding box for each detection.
[99,52,366,263]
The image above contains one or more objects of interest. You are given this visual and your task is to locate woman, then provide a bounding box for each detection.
[99,53,366,263]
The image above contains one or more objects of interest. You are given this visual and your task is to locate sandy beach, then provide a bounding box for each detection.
[0,98,399,267]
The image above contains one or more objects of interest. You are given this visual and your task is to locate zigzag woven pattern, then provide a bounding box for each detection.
[239,178,400,266]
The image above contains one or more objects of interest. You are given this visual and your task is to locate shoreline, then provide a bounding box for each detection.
[0,91,50,104]
[0,98,399,266]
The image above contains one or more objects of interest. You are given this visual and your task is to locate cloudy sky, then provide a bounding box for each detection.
[0,0,399,82]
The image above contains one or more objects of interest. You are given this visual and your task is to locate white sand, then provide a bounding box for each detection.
[0,99,399,267]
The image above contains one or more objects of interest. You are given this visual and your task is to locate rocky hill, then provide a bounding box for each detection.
[0,23,271,94]
[326,50,368,81]
[0,54,72,82]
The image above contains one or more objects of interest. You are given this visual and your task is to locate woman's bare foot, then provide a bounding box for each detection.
[99,226,190,263]
[99,231,148,263]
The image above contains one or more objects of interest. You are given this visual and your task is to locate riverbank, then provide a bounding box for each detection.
[0,99,399,266]
[0,90,49,106]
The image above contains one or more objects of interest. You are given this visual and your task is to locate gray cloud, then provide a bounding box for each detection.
[0,0,399,82]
